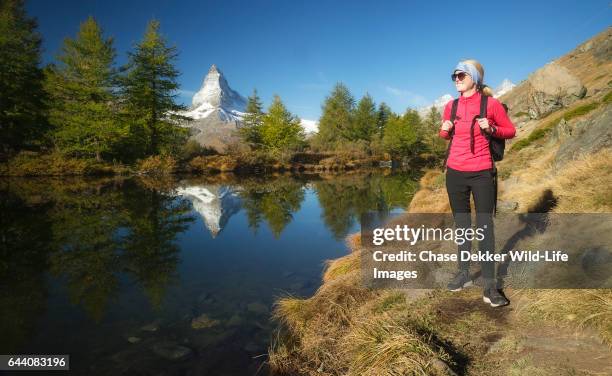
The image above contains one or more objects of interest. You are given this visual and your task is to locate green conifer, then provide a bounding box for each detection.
[45,17,122,161]
[239,88,264,148]
[0,0,47,156]
[260,95,304,151]
[121,20,188,157]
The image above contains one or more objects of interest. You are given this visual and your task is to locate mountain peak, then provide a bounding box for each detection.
[494,79,516,98]
[189,64,247,113]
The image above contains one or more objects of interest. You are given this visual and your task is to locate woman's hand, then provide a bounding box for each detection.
[477,117,492,134]
[441,120,454,132]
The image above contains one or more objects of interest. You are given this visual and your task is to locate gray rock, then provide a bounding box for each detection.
[592,30,611,62]
[151,342,193,361]
[226,314,244,327]
[430,358,458,376]
[141,320,161,332]
[527,62,586,119]
[247,302,269,315]
[554,105,612,169]
[191,313,220,329]
[549,118,572,144]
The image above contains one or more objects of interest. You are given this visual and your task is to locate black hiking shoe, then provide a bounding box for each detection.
[483,287,510,307]
[447,270,472,291]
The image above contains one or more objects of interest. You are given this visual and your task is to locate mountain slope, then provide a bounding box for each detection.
[180,65,247,152]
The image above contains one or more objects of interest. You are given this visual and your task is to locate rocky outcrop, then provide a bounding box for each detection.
[554,105,612,169]
[527,62,587,119]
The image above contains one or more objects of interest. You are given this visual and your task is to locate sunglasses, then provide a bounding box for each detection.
[451,72,469,82]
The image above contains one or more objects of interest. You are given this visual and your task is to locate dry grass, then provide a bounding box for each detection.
[408,170,450,213]
[269,272,376,375]
[340,312,451,376]
[551,148,612,212]
[269,277,456,376]
[515,289,612,345]
[322,251,360,283]
[270,90,612,374]
[497,146,558,212]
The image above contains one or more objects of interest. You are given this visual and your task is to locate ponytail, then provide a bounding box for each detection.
[479,84,494,97]
[462,59,494,96]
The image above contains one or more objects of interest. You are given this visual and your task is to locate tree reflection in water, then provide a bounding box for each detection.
[0,171,418,361]
[0,177,194,326]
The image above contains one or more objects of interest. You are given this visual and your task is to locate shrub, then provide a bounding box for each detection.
[136,155,177,175]
[188,155,238,173]
[1,151,117,176]
[180,139,216,161]
[602,90,612,105]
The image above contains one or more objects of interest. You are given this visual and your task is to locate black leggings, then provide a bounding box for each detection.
[445,166,496,279]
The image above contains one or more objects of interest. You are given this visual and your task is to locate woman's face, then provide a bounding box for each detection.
[453,70,475,93]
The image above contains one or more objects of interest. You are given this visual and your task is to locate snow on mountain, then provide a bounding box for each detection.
[183,64,247,121]
[300,119,319,134]
[175,185,241,238]
[417,79,515,118]
[493,79,516,98]
[180,64,316,151]
[417,94,453,118]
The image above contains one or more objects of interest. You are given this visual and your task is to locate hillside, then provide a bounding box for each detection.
[269,27,612,376]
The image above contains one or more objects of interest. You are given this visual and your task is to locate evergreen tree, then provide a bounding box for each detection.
[121,20,188,157]
[45,17,122,161]
[376,102,393,139]
[0,0,47,157]
[403,108,426,157]
[424,105,441,133]
[260,95,304,151]
[424,105,446,156]
[352,93,377,141]
[239,88,264,149]
[316,82,355,146]
[382,112,418,158]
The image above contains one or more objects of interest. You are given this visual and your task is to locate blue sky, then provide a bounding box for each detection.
[27,0,610,120]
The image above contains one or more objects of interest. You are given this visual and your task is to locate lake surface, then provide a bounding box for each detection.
[0,171,419,375]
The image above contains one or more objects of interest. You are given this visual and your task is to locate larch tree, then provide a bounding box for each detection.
[45,16,122,161]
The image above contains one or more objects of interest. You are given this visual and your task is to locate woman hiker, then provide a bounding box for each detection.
[439,59,516,307]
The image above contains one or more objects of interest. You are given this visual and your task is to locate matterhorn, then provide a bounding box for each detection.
[181,64,248,152]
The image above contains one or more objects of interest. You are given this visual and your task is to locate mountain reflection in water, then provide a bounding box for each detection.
[0,171,418,376]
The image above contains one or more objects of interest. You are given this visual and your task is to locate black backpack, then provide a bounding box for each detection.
[442,95,506,169]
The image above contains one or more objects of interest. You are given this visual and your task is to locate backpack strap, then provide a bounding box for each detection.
[469,94,489,155]
[442,99,459,169]
[478,94,498,216]
[450,98,459,123]
[480,94,488,118]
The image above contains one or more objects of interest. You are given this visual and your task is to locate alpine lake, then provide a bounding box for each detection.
[1,170,419,375]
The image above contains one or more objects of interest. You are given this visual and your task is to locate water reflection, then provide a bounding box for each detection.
[0,171,418,375]
[176,185,241,238]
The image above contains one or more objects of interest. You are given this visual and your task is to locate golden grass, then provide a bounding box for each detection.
[322,252,360,283]
[270,277,457,376]
[551,148,612,212]
[515,289,612,345]
[340,312,450,376]
[270,272,377,375]
[408,170,450,213]
[270,94,612,374]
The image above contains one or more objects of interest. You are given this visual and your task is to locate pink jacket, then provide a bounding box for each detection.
[439,91,516,171]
